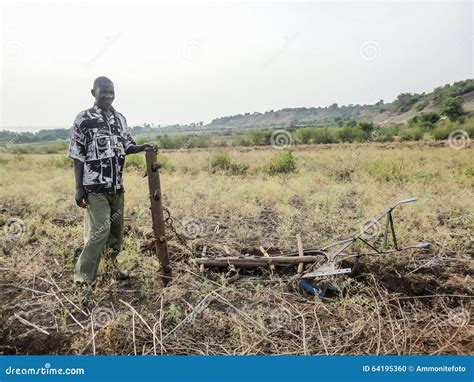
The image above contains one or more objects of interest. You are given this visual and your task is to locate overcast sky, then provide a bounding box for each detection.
[1,0,472,131]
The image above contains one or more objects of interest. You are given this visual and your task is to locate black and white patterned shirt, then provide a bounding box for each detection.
[68,104,136,194]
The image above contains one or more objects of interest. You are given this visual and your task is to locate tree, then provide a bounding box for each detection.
[358,121,376,138]
[440,97,464,121]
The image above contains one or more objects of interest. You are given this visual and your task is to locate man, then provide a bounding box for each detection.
[68,76,157,298]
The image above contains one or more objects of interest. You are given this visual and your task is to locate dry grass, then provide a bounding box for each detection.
[0,141,472,354]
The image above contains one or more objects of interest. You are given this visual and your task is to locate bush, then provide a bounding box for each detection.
[296,128,313,144]
[399,127,424,141]
[313,128,337,144]
[210,150,248,175]
[358,121,376,139]
[377,125,399,142]
[431,126,453,140]
[125,153,174,172]
[264,150,297,175]
[409,112,441,130]
[335,126,357,143]
[394,93,422,112]
[440,97,464,121]
[125,154,146,171]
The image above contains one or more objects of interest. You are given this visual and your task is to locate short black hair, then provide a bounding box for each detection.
[93,76,113,89]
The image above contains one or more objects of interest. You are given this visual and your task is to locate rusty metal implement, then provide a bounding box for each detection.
[195,198,430,280]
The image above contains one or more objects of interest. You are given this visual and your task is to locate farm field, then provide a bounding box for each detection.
[0,141,472,355]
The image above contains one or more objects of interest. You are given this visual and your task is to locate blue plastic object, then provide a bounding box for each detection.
[299,280,325,298]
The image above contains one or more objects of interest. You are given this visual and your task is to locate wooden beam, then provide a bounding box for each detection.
[195,255,324,268]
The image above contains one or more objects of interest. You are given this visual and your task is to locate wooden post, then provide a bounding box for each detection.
[296,234,304,274]
[145,150,172,286]
[260,246,275,273]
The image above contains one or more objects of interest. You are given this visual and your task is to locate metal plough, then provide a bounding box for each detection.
[195,198,431,282]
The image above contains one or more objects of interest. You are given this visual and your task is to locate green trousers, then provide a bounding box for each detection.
[74,192,124,284]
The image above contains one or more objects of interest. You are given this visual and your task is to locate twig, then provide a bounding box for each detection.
[132,312,137,355]
[50,289,85,329]
[119,299,164,352]
[313,307,328,355]
[90,315,96,355]
[14,313,50,335]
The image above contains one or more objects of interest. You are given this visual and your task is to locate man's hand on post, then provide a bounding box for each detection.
[142,143,158,153]
[75,187,88,208]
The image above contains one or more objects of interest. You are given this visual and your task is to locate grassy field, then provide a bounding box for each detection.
[0,141,472,354]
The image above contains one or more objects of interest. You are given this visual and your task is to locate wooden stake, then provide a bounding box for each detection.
[259,246,275,272]
[200,246,207,273]
[145,150,172,286]
[296,234,304,274]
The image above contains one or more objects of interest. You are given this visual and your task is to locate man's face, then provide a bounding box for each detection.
[93,82,115,110]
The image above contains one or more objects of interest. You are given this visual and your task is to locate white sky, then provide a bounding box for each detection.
[1,0,472,131]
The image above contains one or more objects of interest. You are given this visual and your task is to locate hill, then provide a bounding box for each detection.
[0,79,472,145]
[208,79,474,129]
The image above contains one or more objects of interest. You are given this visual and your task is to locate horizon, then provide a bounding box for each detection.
[1,1,472,132]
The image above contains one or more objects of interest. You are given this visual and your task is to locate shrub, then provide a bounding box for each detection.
[312,128,337,144]
[125,154,146,171]
[431,126,453,140]
[377,125,399,142]
[125,153,174,172]
[409,112,441,130]
[210,150,248,175]
[394,93,422,112]
[264,150,297,175]
[358,121,376,139]
[440,97,464,121]
[335,126,357,143]
[399,127,424,141]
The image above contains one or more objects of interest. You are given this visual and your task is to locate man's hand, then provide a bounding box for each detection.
[75,187,88,208]
[125,142,158,154]
[142,142,158,153]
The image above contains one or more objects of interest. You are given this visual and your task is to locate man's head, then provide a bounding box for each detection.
[91,76,115,110]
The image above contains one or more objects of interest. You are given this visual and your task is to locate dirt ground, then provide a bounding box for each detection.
[0,142,472,354]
